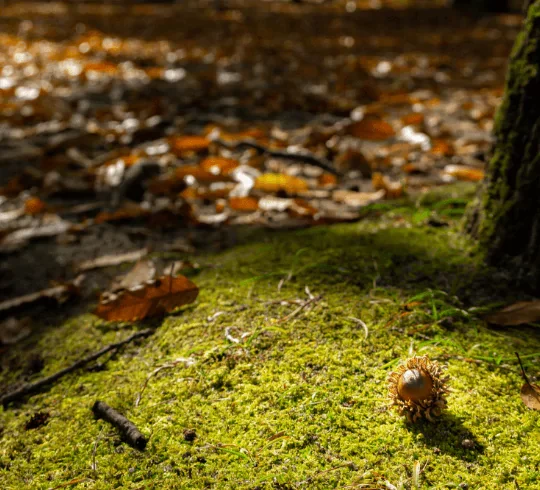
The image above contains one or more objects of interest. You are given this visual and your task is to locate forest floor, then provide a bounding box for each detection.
[1,1,539,489]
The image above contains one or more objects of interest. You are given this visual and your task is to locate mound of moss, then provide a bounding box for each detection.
[1,184,539,489]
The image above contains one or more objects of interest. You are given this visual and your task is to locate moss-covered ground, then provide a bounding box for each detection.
[1,184,539,489]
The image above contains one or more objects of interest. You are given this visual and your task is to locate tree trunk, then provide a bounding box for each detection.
[452,0,510,12]
[466,1,540,288]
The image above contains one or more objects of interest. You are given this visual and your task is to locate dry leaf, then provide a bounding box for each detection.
[334,150,372,176]
[110,260,156,292]
[254,173,309,194]
[333,189,385,207]
[229,196,259,212]
[521,383,540,410]
[516,353,540,411]
[200,157,239,176]
[94,206,149,224]
[431,139,454,156]
[401,113,425,126]
[169,135,210,156]
[443,165,484,182]
[24,197,47,215]
[317,173,338,187]
[76,248,149,272]
[345,119,395,141]
[95,274,199,322]
[372,172,404,199]
[484,301,540,326]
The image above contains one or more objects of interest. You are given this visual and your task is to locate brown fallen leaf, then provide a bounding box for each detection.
[168,135,210,156]
[333,189,385,207]
[229,196,259,212]
[200,157,239,176]
[345,119,396,141]
[94,206,150,224]
[95,275,199,322]
[372,172,404,199]
[516,352,540,411]
[254,173,309,194]
[76,248,149,273]
[0,275,84,314]
[110,260,157,292]
[484,301,540,326]
[443,164,484,182]
[24,197,47,215]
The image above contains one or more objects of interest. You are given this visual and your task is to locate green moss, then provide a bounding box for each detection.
[1,189,539,489]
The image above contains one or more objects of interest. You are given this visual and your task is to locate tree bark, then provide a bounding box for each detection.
[466,1,540,288]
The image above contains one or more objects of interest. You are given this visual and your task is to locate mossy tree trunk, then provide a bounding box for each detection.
[466,1,540,288]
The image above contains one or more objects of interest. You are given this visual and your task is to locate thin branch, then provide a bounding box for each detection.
[1,329,154,406]
[92,401,147,450]
[213,138,341,176]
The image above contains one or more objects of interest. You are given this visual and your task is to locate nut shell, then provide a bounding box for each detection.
[397,368,433,401]
[388,355,449,422]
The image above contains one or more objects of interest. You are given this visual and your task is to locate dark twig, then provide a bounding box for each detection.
[1,329,154,406]
[92,401,148,450]
[515,352,531,385]
[213,138,341,176]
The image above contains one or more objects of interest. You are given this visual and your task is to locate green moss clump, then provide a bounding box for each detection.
[1,187,539,489]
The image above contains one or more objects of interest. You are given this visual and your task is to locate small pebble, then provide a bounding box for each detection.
[461,439,475,449]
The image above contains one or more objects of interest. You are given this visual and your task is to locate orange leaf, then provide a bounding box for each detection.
[95,275,199,322]
[169,136,210,156]
[200,157,239,176]
[401,113,424,126]
[24,197,47,215]
[229,196,259,211]
[372,172,404,198]
[431,139,454,156]
[254,174,309,194]
[318,173,338,187]
[94,206,149,224]
[84,61,118,75]
[444,165,484,182]
[346,119,395,141]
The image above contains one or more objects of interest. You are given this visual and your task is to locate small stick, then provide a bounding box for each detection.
[515,352,531,385]
[213,138,341,176]
[92,401,148,450]
[1,329,154,406]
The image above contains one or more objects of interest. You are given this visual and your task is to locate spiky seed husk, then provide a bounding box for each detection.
[388,355,449,422]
